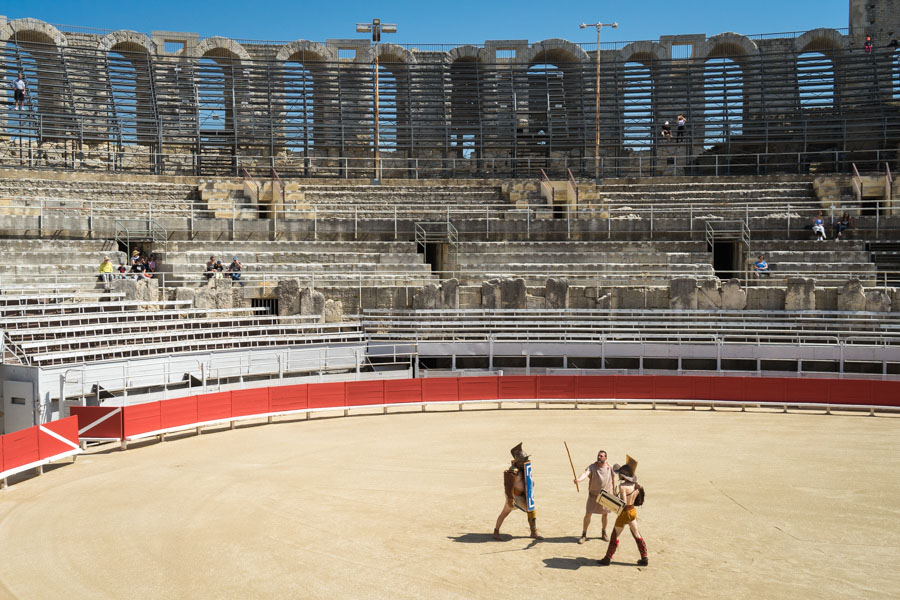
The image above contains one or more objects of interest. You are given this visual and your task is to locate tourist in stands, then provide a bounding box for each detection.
[205,256,217,280]
[229,256,245,286]
[214,260,225,279]
[117,261,128,279]
[753,255,771,278]
[834,212,854,239]
[11,73,26,110]
[130,249,140,267]
[147,254,158,274]
[98,257,114,290]
[676,114,687,141]
[811,210,827,241]
[864,36,873,53]
[660,121,672,140]
[131,257,147,280]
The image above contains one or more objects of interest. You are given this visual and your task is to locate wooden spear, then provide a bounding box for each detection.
[564,441,579,492]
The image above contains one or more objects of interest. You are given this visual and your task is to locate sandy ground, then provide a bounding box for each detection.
[0,404,898,599]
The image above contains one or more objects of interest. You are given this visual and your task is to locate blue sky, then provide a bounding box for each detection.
[3,0,849,45]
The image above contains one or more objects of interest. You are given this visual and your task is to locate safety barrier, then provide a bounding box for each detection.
[0,416,81,488]
[67,374,900,448]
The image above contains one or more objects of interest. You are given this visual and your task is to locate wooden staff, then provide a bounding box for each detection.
[564,441,579,492]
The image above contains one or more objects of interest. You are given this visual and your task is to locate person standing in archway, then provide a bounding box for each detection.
[676,114,687,141]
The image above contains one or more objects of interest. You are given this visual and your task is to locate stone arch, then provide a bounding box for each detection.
[195,36,251,61]
[520,39,589,67]
[443,45,486,66]
[617,41,668,64]
[98,31,157,55]
[359,43,417,65]
[0,18,67,46]
[275,40,335,64]
[694,32,759,63]
[793,28,847,55]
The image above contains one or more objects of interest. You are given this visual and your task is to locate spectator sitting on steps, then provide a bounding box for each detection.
[117,261,128,279]
[660,121,672,140]
[811,210,827,241]
[834,212,853,239]
[229,256,244,287]
[214,260,225,279]
[98,257,114,290]
[131,257,147,280]
[205,256,217,280]
[753,255,771,278]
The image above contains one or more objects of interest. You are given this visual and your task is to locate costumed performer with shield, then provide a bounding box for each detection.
[493,443,543,541]
[598,457,648,566]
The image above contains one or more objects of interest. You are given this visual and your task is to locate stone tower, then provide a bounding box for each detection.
[849,0,900,45]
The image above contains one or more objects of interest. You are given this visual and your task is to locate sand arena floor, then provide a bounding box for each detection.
[0,404,898,599]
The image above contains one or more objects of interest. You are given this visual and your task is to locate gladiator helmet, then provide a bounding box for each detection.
[510,442,530,463]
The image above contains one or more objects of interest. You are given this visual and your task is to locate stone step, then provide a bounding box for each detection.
[170,251,423,265]
[165,240,417,252]
[456,252,710,265]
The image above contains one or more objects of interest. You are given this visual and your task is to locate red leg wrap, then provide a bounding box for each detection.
[636,537,648,558]
[604,530,620,560]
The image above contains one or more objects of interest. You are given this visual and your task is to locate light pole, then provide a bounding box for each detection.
[356,18,397,183]
[580,20,617,182]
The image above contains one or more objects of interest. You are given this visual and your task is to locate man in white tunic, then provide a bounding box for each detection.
[574,450,615,543]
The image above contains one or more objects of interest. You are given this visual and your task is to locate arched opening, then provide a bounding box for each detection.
[703,57,743,148]
[283,59,316,155]
[107,46,152,143]
[622,61,654,151]
[448,57,480,159]
[521,63,566,155]
[3,31,67,128]
[797,51,835,109]
[196,55,231,133]
[376,62,399,154]
[893,50,900,100]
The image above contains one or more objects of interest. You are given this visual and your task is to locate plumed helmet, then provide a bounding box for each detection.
[510,442,529,462]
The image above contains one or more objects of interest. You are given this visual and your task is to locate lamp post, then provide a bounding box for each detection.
[580,20,617,182]
[356,18,397,183]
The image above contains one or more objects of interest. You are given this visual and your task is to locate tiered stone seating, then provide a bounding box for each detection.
[0,171,200,217]
[0,293,361,367]
[163,240,438,288]
[451,240,714,285]
[0,239,125,291]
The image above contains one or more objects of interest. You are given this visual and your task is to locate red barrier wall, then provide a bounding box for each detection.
[2,427,39,473]
[269,384,308,412]
[1,416,80,477]
[65,375,900,444]
[70,406,123,440]
[38,419,79,459]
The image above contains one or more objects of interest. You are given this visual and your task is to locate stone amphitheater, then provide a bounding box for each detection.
[0,2,899,598]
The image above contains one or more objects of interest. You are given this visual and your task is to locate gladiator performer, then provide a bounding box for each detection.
[598,463,648,566]
[574,449,615,543]
[493,443,543,541]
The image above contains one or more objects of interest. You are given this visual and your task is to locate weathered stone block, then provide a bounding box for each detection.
[785,278,815,311]
[413,283,440,309]
[194,286,217,310]
[301,287,326,321]
[175,287,195,304]
[276,279,301,316]
[721,279,747,310]
[111,278,136,300]
[482,279,501,309]
[669,278,698,310]
[697,278,722,309]
[441,278,460,309]
[500,277,527,309]
[865,288,892,312]
[545,277,569,309]
[323,299,344,323]
[837,278,867,312]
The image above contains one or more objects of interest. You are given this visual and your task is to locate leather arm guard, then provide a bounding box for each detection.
[503,468,517,501]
